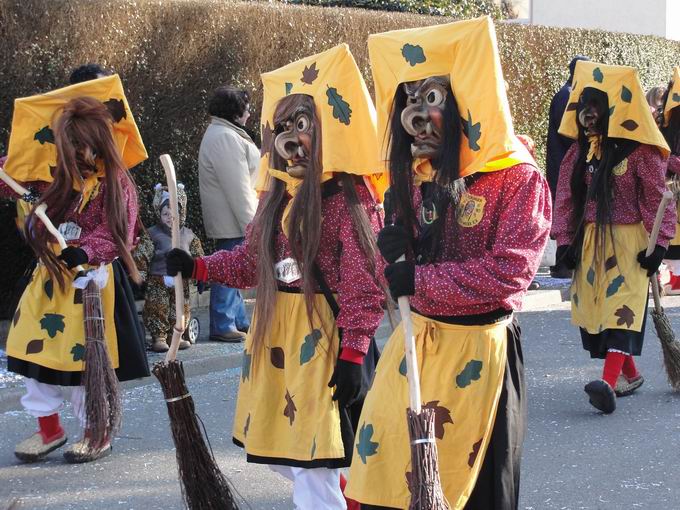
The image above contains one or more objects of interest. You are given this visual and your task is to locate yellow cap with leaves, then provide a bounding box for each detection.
[559,61,669,155]
[257,43,388,200]
[663,66,680,127]
[4,74,147,183]
[367,16,533,179]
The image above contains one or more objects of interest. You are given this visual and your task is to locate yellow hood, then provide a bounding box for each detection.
[367,16,534,179]
[256,43,387,201]
[559,60,669,156]
[663,66,680,127]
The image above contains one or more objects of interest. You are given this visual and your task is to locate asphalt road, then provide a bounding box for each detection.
[2,299,680,509]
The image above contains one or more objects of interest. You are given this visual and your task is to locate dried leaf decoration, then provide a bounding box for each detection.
[326,86,352,126]
[283,389,297,426]
[241,349,252,381]
[104,98,127,122]
[44,279,53,300]
[456,359,483,388]
[71,343,85,362]
[260,121,274,157]
[12,308,20,327]
[468,438,483,468]
[401,43,426,67]
[356,422,379,464]
[606,275,625,297]
[462,110,482,151]
[593,67,604,83]
[620,85,633,103]
[422,400,453,440]
[25,339,44,355]
[40,313,65,338]
[621,120,639,131]
[300,329,322,365]
[301,62,319,85]
[615,305,635,328]
[34,126,54,145]
[270,347,285,369]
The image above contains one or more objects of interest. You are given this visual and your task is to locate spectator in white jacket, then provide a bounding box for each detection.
[198,86,258,341]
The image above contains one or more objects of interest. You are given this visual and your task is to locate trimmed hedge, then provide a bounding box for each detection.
[281,0,504,18]
[0,0,679,316]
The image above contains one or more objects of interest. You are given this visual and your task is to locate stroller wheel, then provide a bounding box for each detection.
[185,317,200,344]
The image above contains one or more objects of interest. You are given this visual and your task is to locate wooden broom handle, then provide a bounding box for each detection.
[396,255,422,413]
[159,155,186,362]
[646,190,674,312]
[0,167,84,272]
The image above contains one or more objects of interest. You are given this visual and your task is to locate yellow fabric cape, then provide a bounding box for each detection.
[663,66,680,127]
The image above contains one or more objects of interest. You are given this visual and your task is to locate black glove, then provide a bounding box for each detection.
[328,358,363,408]
[384,260,415,299]
[58,247,88,269]
[377,224,409,264]
[637,245,667,276]
[556,244,578,270]
[166,248,195,277]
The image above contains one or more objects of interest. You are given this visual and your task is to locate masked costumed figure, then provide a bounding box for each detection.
[134,183,204,352]
[345,17,551,510]
[553,61,674,412]
[1,76,150,462]
[650,68,680,293]
[166,44,387,508]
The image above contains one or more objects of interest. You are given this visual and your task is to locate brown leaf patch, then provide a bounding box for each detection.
[26,339,44,355]
[283,390,297,426]
[422,400,454,440]
[620,119,639,131]
[271,347,285,369]
[468,438,483,468]
[615,305,635,328]
[301,62,319,85]
[604,255,617,271]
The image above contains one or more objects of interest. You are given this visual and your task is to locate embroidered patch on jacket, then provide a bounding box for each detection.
[456,193,486,228]
[275,257,301,284]
[612,159,628,176]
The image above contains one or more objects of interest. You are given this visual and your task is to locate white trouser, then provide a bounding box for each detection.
[269,465,346,509]
[21,378,86,426]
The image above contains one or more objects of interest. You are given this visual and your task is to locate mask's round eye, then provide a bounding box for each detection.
[296,115,310,132]
[426,89,444,106]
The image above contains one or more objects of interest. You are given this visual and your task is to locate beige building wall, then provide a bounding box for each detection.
[530,0,680,41]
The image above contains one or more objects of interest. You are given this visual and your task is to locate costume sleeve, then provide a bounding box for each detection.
[668,154,680,176]
[200,220,258,289]
[211,133,258,232]
[189,235,205,258]
[80,176,138,264]
[633,145,676,247]
[335,187,386,354]
[132,230,154,282]
[551,144,579,246]
[414,166,552,309]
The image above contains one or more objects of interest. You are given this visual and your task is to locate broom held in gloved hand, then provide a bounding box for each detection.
[645,190,674,308]
[396,254,422,413]
[159,154,186,363]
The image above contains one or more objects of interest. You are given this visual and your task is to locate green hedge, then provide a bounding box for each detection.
[280,0,504,18]
[0,0,679,317]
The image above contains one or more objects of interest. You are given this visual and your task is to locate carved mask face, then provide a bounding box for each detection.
[273,105,315,179]
[577,88,608,136]
[400,76,450,159]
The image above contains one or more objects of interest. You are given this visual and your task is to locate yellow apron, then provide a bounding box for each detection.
[6,263,119,372]
[345,313,508,509]
[232,291,344,463]
[571,223,649,334]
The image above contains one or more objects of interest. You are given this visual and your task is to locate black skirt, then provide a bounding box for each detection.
[580,300,648,359]
[7,260,150,386]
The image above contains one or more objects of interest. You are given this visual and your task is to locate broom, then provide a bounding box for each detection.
[646,190,680,391]
[152,154,240,510]
[396,255,449,509]
[0,167,121,449]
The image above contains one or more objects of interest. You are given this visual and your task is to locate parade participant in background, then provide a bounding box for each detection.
[553,61,674,413]
[345,17,551,510]
[133,183,204,352]
[1,76,149,463]
[167,44,388,508]
[69,63,111,85]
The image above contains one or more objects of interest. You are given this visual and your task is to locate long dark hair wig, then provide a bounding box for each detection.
[385,82,463,260]
[568,87,638,261]
[663,98,680,156]
[249,94,384,352]
[25,96,142,290]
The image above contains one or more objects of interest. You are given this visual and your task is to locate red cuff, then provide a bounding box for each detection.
[193,258,208,282]
[339,347,365,365]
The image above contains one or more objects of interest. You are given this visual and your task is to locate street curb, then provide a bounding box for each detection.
[521,289,565,309]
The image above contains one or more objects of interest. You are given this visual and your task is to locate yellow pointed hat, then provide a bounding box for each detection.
[4,74,147,184]
[663,66,680,127]
[256,43,387,200]
[559,61,669,155]
[367,16,533,179]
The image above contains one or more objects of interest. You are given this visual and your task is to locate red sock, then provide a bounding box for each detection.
[622,355,640,380]
[38,414,64,444]
[602,351,626,389]
[339,473,360,510]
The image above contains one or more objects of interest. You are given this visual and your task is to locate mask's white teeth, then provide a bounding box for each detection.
[297,146,305,158]
[426,122,433,136]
